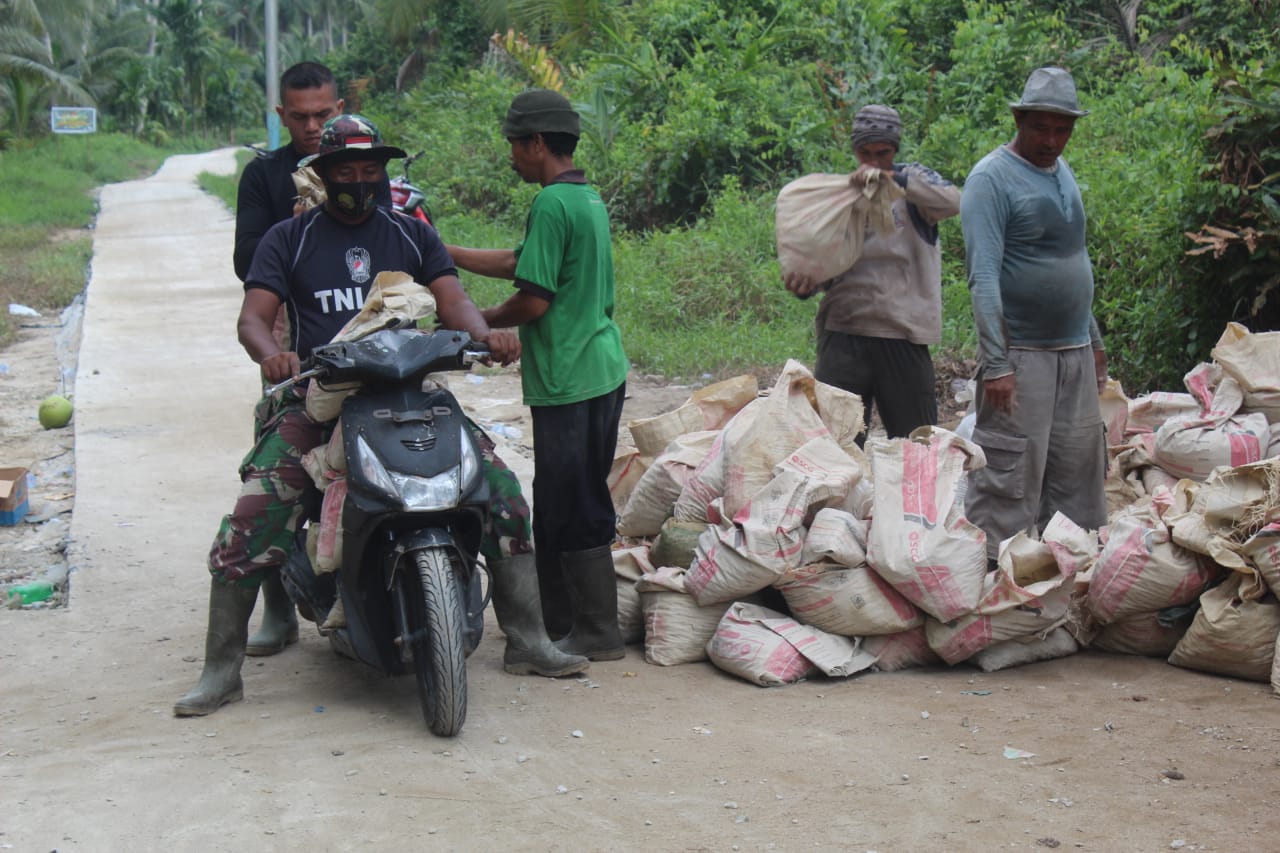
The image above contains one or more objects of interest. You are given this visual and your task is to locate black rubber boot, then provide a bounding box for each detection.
[246,571,299,656]
[536,547,573,640]
[490,554,590,677]
[554,545,625,661]
[173,580,259,717]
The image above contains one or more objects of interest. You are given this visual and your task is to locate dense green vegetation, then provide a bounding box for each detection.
[7,0,1280,391]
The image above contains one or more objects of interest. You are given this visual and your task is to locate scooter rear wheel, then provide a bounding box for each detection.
[404,547,467,736]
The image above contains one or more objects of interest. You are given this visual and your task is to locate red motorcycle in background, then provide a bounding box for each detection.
[389,150,432,225]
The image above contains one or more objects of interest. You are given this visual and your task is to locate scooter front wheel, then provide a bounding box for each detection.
[403,546,467,736]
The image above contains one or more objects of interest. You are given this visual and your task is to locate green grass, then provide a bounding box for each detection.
[197,149,254,211]
[0,132,219,344]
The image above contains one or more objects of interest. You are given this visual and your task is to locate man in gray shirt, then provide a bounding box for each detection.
[960,67,1109,562]
[785,104,960,444]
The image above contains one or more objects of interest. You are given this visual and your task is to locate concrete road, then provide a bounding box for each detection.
[1,150,1276,852]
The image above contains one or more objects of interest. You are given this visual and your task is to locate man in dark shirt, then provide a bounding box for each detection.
[231,62,343,656]
[233,61,344,283]
[174,115,586,717]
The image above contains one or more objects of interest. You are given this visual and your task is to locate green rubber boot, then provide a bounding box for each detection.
[246,571,299,656]
[173,580,258,717]
[490,554,590,677]
[554,545,625,662]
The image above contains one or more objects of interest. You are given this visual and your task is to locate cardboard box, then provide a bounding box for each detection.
[0,466,31,526]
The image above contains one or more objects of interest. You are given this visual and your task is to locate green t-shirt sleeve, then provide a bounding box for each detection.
[513,194,568,293]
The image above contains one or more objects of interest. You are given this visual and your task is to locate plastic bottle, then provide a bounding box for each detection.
[6,581,55,608]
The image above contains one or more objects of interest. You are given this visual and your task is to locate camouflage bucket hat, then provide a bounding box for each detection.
[307,114,407,171]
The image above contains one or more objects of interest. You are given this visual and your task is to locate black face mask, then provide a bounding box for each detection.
[325,179,380,218]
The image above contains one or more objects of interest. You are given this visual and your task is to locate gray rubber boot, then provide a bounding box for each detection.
[173,580,259,717]
[490,554,590,677]
[554,545,625,662]
[246,571,299,656]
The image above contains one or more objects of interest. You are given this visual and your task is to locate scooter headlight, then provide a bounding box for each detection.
[353,431,480,512]
[355,434,400,500]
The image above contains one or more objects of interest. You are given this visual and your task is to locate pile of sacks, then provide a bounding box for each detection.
[606,323,1280,692]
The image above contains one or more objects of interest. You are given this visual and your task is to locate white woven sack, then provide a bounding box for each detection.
[969,626,1079,672]
[800,508,868,568]
[1089,493,1219,625]
[862,626,943,671]
[637,567,735,666]
[613,546,652,645]
[706,602,876,686]
[865,426,988,622]
[617,430,718,537]
[1168,573,1280,683]
[775,171,903,285]
[1090,609,1195,657]
[776,561,923,636]
[1152,362,1269,481]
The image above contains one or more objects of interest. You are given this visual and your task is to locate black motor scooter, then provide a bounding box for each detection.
[269,327,491,737]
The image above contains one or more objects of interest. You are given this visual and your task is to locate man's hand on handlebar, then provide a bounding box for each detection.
[260,351,302,384]
[482,329,521,366]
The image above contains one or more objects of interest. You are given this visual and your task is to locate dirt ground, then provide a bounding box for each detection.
[0,150,1277,852]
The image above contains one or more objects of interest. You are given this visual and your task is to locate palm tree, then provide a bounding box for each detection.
[0,0,95,135]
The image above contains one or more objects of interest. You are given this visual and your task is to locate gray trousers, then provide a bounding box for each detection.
[965,346,1107,560]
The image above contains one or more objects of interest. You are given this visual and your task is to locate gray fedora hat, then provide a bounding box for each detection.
[1009,67,1089,117]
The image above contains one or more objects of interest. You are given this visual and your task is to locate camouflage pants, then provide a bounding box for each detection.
[208,386,531,587]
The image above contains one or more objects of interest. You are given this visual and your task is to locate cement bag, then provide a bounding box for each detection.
[672,367,867,526]
[865,426,989,622]
[1212,322,1280,424]
[1105,433,1158,517]
[686,437,863,604]
[629,404,705,458]
[608,445,648,514]
[776,561,923,636]
[923,518,1084,663]
[291,164,326,210]
[1168,459,1280,585]
[1152,362,1269,481]
[648,517,707,570]
[1126,391,1199,437]
[927,589,1071,665]
[617,431,718,537]
[1168,573,1280,682]
[1090,606,1197,657]
[863,626,944,671]
[1089,492,1219,625]
[1241,522,1280,599]
[800,508,868,568]
[686,514,785,605]
[969,626,1079,672]
[1142,465,1180,495]
[1100,378,1130,446]
[689,375,759,431]
[1274,630,1280,696]
[707,602,877,686]
[638,567,736,666]
[312,477,348,573]
[673,412,739,524]
[613,546,652,645]
[775,171,903,286]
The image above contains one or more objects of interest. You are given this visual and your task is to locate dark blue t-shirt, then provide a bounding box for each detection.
[246,206,456,357]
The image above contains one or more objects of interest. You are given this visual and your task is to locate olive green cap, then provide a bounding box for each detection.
[501,89,580,138]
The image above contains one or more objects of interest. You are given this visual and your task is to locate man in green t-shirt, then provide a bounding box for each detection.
[447,89,630,662]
